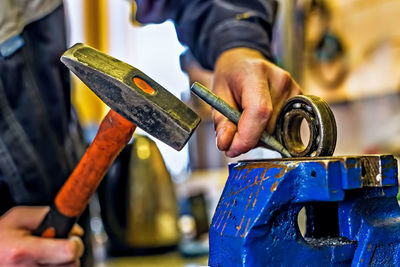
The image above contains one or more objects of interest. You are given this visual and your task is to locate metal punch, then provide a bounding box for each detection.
[191,82,337,157]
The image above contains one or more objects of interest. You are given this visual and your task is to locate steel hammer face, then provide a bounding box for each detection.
[61,43,200,150]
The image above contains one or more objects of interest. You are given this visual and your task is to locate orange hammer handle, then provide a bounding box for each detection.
[34,109,136,238]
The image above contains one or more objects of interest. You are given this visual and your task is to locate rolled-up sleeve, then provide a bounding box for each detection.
[134,0,277,70]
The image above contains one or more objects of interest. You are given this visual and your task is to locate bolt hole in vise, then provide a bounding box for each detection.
[297,204,353,246]
[209,95,400,266]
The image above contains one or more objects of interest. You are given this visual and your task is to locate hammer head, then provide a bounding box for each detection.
[61,43,200,151]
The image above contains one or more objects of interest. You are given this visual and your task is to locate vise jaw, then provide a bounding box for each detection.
[209,155,399,266]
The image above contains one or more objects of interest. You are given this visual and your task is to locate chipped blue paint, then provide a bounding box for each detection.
[209,155,399,266]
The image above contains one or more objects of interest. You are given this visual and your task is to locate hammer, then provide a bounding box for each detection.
[34,43,201,238]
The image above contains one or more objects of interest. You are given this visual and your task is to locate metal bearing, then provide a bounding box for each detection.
[275,95,337,157]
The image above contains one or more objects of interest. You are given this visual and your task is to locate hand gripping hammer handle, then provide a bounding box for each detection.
[33,110,136,238]
[33,43,201,237]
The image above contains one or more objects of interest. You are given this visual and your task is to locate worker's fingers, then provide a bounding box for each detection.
[40,261,79,267]
[41,260,80,267]
[214,110,237,151]
[213,48,275,157]
[213,48,273,157]
[213,47,302,157]
[267,82,302,134]
[226,70,273,157]
[41,261,80,267]
[265,64,302,133]
[30,235,84,265]
[212,75,239,151]
[1,206,50,230]
[2,206,84,238]
[0,207,84,266]
[69,224,84,237]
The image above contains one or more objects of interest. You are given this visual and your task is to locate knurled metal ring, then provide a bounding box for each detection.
[275,95,337,157]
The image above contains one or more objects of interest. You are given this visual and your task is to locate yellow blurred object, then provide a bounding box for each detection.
[126,135,180,247]
[129,0,141,26]
[99,135,180,251]
[71,0,108,126]
[136,137,151,159]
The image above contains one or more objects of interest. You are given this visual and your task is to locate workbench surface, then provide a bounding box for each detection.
[96,252,208,267]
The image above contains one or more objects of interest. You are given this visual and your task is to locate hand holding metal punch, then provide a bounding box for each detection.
[191,82,337,157]
[191,82,291,157]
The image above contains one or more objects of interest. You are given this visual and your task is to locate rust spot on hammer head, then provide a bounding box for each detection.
[133,76,156,95]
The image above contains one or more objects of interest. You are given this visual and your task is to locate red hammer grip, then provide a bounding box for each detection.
[34,109,136,238]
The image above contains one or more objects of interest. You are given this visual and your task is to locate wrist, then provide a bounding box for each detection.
[217,47,266,62]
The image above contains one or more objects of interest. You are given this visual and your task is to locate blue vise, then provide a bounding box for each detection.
[209,155,399,266]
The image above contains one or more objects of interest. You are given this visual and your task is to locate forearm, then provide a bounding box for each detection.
[134,0,302,158]
[134,0,277,69]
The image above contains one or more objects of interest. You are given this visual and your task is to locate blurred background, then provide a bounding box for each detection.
[63,0,400,266]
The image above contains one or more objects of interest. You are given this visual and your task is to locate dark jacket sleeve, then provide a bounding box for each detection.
[134,0,277,70]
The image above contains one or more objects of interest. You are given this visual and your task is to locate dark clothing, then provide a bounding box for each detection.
[135,0,277,70]
[0,5,92,266]
[0,5,83,215]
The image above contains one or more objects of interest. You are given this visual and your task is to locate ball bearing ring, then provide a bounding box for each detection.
[275,95,337,157]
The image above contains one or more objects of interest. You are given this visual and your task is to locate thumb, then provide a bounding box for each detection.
[28,235,84,265]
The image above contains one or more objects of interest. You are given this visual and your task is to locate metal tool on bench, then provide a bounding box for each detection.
[208,94,400,265]
[34,43,201,238]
